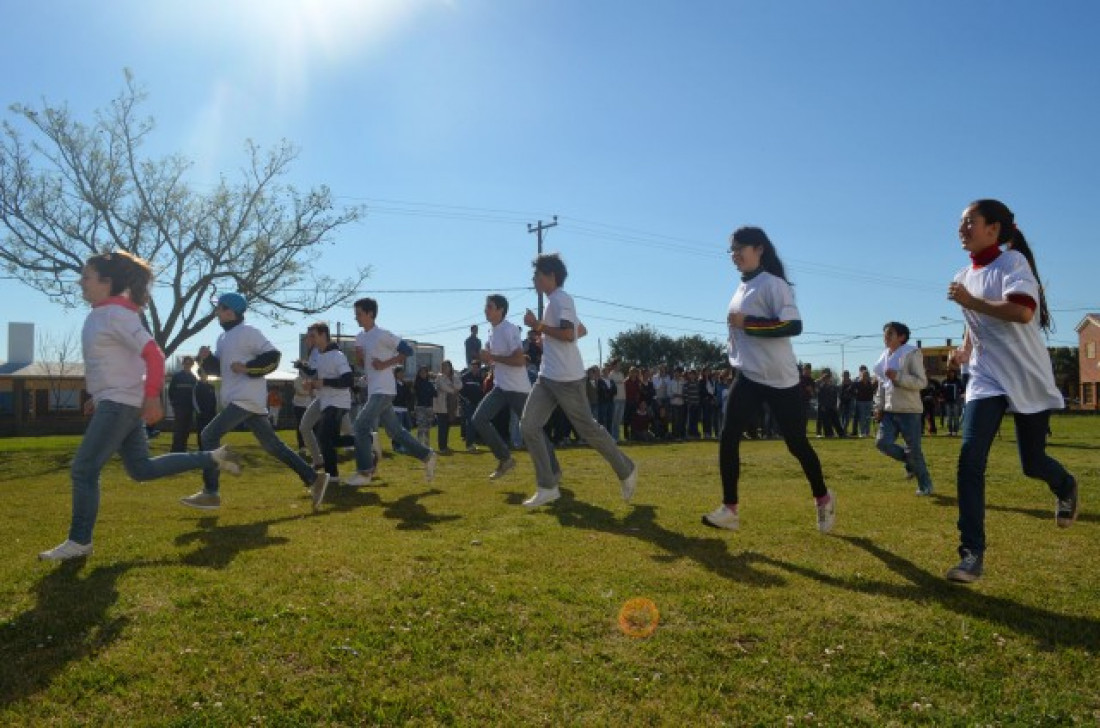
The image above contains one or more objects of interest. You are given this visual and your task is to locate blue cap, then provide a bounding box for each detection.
[217,292,248,315]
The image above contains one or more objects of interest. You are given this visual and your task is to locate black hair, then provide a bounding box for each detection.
[354,297,378,318]
[730,226,790,283]
[969,199,1051,331]
[86,250,154,306]
[313,322,331,341]
[532,253,568,287]
[884,321,910,344]
[486,294,509,317]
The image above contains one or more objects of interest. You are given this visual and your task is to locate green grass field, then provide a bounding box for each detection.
[2,417,1098,726]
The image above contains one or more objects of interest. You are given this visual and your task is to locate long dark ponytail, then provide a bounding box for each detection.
[730,226,790,283]
[970,199,1051,331]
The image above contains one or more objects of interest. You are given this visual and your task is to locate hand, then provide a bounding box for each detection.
[577,321,588,338]
[523,309,538,328]
[885,368,898,382]
[141,397,164,426]
[479,349,492,364]
[947,282,976,309]
[873,410,883,423]
[951,347,970,366]
[83,399,96,416]
[727,312,745,329]
[371,358,388,371]
[230,362,247,374]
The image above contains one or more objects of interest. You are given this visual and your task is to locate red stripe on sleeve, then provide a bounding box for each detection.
[1007,293,1037,312]
[141,340,166,398]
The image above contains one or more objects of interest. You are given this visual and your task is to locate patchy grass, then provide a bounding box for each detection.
[2,417,1098,725]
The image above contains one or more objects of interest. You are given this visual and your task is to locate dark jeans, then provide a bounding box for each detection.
[293,405,308,449]
[818,406,844,438]
[436,413,452,451]
[719,374,828,505]
[956,397,1074,558]
[320,406,356,477]
[171,406,195,452]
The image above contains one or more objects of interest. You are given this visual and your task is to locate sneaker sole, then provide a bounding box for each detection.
[701,516,738,531]
[180,500,220,511]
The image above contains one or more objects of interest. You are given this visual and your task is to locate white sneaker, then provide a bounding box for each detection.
[311,472,330,512]
[702,505,740,531]
[39,539,93,561]
[620,462,638,502]
[523,487,561,508]
[345,470,373,487]
[423,452,438,482]
[817,490,836,533]
[489,457,517,481]
[211,446,242,476]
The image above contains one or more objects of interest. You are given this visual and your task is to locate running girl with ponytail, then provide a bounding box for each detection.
[703,227,835,533]
[944,199,1078,583]
[39,251,242,561]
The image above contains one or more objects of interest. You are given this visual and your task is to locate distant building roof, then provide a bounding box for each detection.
[1074,314,1100,333]
[0,361,86,378]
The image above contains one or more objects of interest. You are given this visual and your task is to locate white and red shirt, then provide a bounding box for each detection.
[82,296,163,408]
[954,248,1063,413]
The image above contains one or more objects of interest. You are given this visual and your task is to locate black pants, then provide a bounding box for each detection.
[171,407,194,452]
[719,374,828,505]
[321,406,356,477]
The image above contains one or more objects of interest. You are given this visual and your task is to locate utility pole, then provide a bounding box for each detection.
[527,215,558,319]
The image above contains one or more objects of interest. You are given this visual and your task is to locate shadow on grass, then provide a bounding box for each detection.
[545,489,785,587]
[0,452,72,482]
[0,557,173,708]
[758,535,1100,653]
[929,494,1099,524]
[380,488,462,531]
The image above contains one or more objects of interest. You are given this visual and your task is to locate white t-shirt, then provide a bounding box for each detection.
[487,319,531,393]
[82,298,155,408]
[726,271,800,389]
[954,249,1063,413]
[215,322,277,414]
[315,345,352,410]
[356,326,402,397]
[539,288,586,382]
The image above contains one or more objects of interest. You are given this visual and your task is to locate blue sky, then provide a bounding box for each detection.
[2,0,1097,374]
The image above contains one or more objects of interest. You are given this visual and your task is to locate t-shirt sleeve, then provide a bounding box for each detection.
[1001,252,1040,306]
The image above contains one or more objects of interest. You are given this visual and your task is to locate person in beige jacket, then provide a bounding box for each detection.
[872,321,934,495]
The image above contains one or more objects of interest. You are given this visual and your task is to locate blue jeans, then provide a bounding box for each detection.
[611,399,626,443]
[521,377,633,490]
[353,394,431,472]
[943,401,962,434]
[473,388,559,475]
[200,403,315,494]
[956,397,1073,558]
[72,400,215,543]
[854,401,873,436]
[876,411,933,493]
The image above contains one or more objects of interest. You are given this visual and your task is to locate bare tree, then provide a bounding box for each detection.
[37,329,81,411]
[0,70,369,356]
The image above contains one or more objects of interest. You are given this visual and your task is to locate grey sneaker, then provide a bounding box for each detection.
[1056,476,1079,528]
[423,452,438,482]
[311,472,330,512]
[489,457,517,481]
[523,487,561,508]
[702,505,740,531]
[945,550,983,583]
[39,539,93,561]
[816,490,836,533]
[180,491,221,510]
[210,446,242,476]
[620,463,639,503]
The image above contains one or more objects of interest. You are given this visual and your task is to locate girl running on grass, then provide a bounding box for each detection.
[703,226,835,533]
[943,199,1078,583]
[39,251,241,562]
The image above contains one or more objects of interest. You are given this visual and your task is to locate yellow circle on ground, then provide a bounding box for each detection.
[618,597,659,638]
